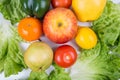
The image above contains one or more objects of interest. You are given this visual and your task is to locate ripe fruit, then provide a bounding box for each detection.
[18,17,42,41]
[24,42,53,71]
[75,27,97,49]
[72,0,106,22]
[54,45,77,68]
[51,0,72,8]
[43,8,78,44]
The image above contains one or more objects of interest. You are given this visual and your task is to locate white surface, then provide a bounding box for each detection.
[0,0,120,80]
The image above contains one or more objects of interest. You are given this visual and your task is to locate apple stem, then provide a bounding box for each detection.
[39,67,42,70]
[58,23,62,27]
[38,39,41,41]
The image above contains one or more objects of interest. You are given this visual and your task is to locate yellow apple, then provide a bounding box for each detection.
[24,42,53,71]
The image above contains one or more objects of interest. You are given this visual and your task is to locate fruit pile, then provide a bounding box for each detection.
[17,0,106,73]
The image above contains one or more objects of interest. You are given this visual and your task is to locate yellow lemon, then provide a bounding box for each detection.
[75,27,97,49]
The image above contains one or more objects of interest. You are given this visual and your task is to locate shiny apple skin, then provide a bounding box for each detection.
[43,8,78,44]
[51,0,72,8]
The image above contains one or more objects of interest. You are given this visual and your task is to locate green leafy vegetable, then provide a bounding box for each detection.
[70,1,120,80]
[92,0,120,77]
[92,0,120,46]
[48,63,71,80]
[0,0,27,24]
[0,13,26,77]
[28,71,48,80]
[70,42,120,80]
[28,63,71,80]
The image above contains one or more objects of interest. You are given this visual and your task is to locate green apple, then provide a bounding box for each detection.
[24,42,53,71]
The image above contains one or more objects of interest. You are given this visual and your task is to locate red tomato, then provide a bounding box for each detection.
[51,0,72,8]
[54,45,77,68]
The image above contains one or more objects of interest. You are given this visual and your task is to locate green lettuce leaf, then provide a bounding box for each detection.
[0,13,26,77]
[4,54,25,77]
[91,1,120,77]
[70,42,120,80]
[92,1,120,46]
[28,63,71,80]
[0,0,27,24]
[111,36,120,54]
[0,57,5,72]
[28,71,48,80]
[49,63,71,80]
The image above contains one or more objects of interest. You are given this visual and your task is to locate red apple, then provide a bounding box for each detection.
[43,8,78,44]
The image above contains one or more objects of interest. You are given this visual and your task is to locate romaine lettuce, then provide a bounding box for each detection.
[48,63,71,80]
[28,71,48,80]
[70,42,120,80]
[0,0,27,24]
[28,63,71,80]
[92,1,120,46]
[0,13,26,77]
